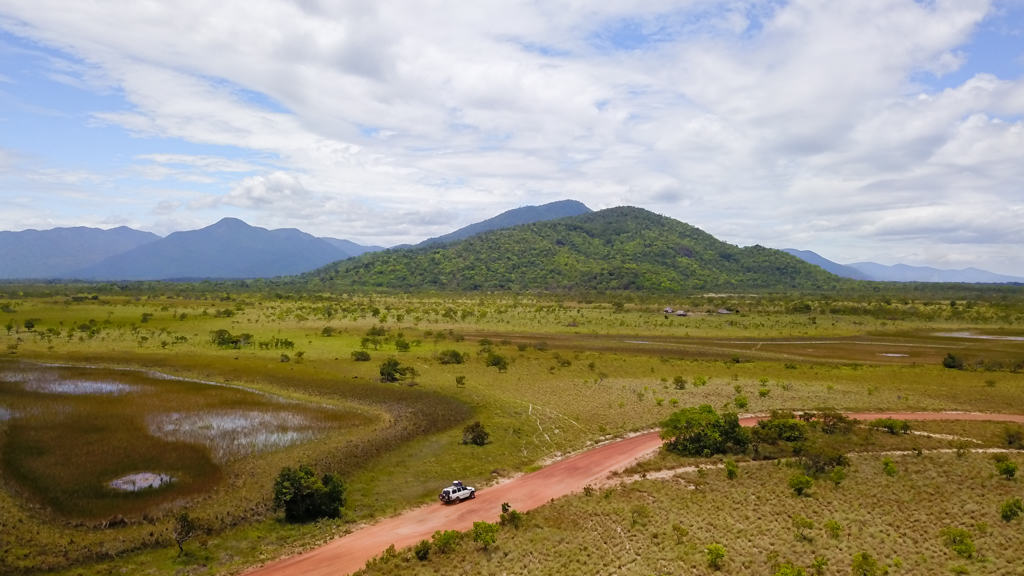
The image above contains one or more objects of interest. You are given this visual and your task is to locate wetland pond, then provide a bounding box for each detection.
[0,361,357,519]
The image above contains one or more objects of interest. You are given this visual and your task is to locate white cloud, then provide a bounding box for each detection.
[0,0,1023,274]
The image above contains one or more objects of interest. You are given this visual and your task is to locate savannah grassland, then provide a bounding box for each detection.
[0,286,1023,575]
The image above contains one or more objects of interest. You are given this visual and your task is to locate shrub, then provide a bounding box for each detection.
[431,529,462,554]
[500,502,524,529]
[172,511,196,555]
[705,543,726,570]
[725,459,738,480]
[462,421,490,446]
[825,519,843,539]
[829,466,847,487]
[379,358,415,382]
[850,551,885,576]
[1004,425,1023,448]
[1000,497,1023,522]
[272,464,346,522]
[943,353,964,369]
[485,351,509,372]
[351,350,371,361]
[882,458,898,477]
[661,404,749,457]
[871,418,911,434]
[940,526,975,559]
[995,459,1018,480]
[753,412,808,445]
[413,539,431,561]
[789,473,813,496]
[733,394,749,409]
[799,441,849,475]
[471,521,498,549]
[792,515,814,541]
[438,349,465,364]
[673,375,687,390]
[775,562,807,576]
[815,408,853,434]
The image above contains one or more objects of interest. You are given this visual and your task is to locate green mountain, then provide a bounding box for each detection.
[307,207,848,292]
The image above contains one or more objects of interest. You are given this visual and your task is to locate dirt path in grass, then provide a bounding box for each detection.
[243,411,1024,576]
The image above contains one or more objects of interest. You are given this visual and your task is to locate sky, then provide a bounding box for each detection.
[0,0,1022,275]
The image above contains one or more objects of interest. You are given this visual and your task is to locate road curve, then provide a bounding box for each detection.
[244,411,1024,576]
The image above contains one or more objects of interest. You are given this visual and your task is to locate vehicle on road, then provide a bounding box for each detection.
[439,480,475,504]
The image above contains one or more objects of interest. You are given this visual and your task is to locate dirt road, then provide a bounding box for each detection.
[244,411,1024,576]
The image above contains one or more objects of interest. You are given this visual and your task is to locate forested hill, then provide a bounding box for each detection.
[305,207,849,292]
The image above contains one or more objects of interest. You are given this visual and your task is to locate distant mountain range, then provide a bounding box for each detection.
[783,249,1024,284]
[2,203,1019,285]
[310,207,846,292]
[0,226,160,279]
[0,219,382,281]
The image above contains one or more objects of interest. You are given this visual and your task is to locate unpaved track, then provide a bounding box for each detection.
[244,412,1024,576]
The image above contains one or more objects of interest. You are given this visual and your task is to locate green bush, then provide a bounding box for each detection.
[850,551,885,576]
[789,473,813,496]
[379,358,415,382]
[351,350,371,361]
[943,352,964,369]
[471,521,499,549]
[724,459,738,480]
[999,497,1023,522]
[438,349,465,364]
[871,418,911,434]
[485,351,509,372]
[940,526,976,559]
[462,421,490,446]
[660,404,749,457]
[431,529,462,554]
[705,543,726,570]
[272,464,346,522]
[413,539,431,561]
[995,459,1017,480]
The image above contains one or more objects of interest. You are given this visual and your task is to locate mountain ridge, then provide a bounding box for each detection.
[418,199,592,247]
[308,206,847,293]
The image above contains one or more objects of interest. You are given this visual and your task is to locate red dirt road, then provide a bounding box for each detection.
[244,411,1024,576]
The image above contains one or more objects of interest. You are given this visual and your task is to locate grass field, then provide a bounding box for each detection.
[0,289,1022,574]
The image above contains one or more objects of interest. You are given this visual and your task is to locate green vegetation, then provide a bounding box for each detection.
[0,286,1022,575]
[272,464,347,522]
[461,421,490,446]
[660,404,748,457]
[309,207,849,292]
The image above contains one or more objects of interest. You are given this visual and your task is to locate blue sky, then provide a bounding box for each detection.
[1,0,1023,275]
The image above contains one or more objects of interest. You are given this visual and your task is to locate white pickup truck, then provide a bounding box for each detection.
[439,480,475,504]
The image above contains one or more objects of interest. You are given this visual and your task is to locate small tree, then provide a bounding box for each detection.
[725,459,738,480]
[850,552,884,576]
[431,529,461,554]
[438,349,465,364]
[789,473,813,496]
[705,543,726,570]
[485,351,509,372]
[351,350,371,361]
[463,421,490,446]
[471,521,499,549]
[379,358,414,382]
[995,459,1017,480]
[172,511,196,555]
[500,502,524,529]
[1000,497,1023,522]
[940,526,975,559]
[942,353,964,369]
[792,515,814,541]
[413,538,431,561]
[882,458,898,477]
[272,464,346,522]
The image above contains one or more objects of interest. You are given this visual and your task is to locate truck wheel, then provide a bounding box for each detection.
[470,491,475,499]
